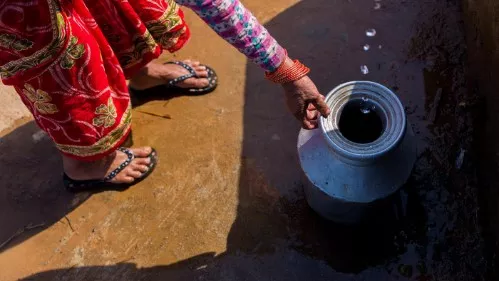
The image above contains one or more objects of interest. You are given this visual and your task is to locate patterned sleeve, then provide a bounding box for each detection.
[175,0,287,72]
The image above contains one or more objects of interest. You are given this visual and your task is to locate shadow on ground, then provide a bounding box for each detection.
[0,122,89,253]
[0,83,203,253]
[11,0,488,279]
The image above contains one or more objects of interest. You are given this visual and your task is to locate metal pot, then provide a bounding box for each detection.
[297,81,417,224]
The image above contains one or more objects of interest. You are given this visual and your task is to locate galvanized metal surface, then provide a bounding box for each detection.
[297,81,417,223]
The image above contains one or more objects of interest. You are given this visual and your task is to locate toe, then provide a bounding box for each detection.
[109,174,135,184]
[127,169,143,179]
[135,157,152,166]
[130,146,152,157]
[121,176,135,184]
[182,78,210,88]
[195,70,209,78]
[189,60,201,67]
[133,162,150,173]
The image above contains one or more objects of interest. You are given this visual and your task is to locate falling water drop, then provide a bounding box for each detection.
[360,65,369,75]
[363,44,370,51]
[360,96,372,114]
[360,107,371,114]
[366,28,377,37]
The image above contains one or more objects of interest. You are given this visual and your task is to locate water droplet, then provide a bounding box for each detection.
[360,97,371,113]
[360,65,369,75]
[363,44,370,51]
[360,107,371,114]
[374,3,381,10]
[456,148,465,169]
[366,28,376,37]
[378,45,383,49]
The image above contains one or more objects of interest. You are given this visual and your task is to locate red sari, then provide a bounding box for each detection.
[0,0,190,160]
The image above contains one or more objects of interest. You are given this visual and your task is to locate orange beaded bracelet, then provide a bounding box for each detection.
[265,58,311,84]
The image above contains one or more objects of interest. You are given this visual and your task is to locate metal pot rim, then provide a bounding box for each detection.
[319,81,407,163]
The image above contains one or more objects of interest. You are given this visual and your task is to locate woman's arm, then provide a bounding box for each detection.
[175,0,286,72]
[176,0,330,128]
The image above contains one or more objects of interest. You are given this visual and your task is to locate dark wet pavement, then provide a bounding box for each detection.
[0,0,489,280]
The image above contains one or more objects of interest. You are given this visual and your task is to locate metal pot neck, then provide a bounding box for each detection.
[319,81,407,166]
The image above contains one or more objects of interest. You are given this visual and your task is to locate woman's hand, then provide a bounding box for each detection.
[282,75,331,129]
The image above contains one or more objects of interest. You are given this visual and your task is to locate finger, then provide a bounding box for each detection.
[310,119,318,128]
[306,104,319,121]
[302,118,317,130]
[311,94,331,117]
[307,116,319,127]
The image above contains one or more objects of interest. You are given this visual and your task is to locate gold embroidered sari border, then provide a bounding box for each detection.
[55,104,132,157]
[0,0,69,79]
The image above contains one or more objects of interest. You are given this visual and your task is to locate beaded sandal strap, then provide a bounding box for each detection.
[102,148,135,182]
[165,61,197,87]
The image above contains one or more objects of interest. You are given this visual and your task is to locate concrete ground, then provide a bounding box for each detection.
[464,0,499,275]
[0,0,490,280]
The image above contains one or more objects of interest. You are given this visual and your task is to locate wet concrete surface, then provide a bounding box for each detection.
[0,0,490,280]
[463,0,499,277]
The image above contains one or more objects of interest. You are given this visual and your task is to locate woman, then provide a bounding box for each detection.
[0,0,330,192]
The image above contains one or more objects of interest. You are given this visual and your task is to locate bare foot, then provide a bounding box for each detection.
[129,60,210,90]
[63,147,154,184]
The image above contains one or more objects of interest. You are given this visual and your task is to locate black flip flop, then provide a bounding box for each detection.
[129,61,218,103]
[163,61,218,94]
[63,147,158,193]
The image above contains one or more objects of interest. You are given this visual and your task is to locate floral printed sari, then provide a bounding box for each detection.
[0,0,190,160]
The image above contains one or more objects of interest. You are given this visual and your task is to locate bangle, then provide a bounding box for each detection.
[265,58,310,84]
